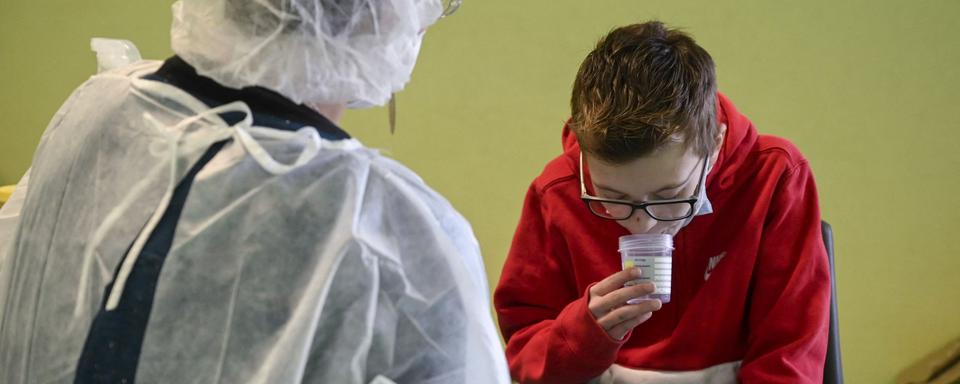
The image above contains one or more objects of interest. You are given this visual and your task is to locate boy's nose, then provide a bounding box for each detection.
[619,210,658,234]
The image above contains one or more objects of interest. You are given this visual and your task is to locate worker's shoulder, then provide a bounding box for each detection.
[342,149,481,264]
[72,60,164,94]
[314,145,430,197]
[356,149,468,223]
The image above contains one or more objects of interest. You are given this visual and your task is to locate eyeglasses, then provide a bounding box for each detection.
[579,151,708,222]
[441,0,462,18]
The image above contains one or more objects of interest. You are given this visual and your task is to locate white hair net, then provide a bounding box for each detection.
[170,0,444,107]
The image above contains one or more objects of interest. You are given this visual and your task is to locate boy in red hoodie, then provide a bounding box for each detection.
[494,21,830,383]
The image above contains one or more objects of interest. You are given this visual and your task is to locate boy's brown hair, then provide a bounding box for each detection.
[571,21,719,164]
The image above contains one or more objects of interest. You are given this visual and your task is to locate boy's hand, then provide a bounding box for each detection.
[587,268,662,340]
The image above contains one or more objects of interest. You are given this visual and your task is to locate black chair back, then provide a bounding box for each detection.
[822,221,844,384]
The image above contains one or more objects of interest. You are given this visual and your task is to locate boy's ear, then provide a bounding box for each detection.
[709,123,727,170]
[715,123,727,149]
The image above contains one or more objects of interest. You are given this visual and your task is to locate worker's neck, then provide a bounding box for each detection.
[308,103,348,124]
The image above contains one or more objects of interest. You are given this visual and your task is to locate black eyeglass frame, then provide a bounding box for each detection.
[578,151,708,222]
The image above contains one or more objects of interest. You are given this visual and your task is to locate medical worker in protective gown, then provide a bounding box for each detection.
[0,0,510,383]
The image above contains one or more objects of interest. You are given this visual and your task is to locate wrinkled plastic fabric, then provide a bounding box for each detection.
[0,170,29,326]
[90,38,142,74]
[0,61,509,383]
[170,0,443,107]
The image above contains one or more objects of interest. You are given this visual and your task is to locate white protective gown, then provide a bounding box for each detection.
[0,60,509,384]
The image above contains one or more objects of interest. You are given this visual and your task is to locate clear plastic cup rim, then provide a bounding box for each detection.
[619,233,674,251]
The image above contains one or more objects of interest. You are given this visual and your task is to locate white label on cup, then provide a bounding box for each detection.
[622,256,672,294]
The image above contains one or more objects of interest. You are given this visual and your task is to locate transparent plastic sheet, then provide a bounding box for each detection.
[0,169,30,327]
[0,59,508,384]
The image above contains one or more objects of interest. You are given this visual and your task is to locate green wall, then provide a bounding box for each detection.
[2,1,958,382]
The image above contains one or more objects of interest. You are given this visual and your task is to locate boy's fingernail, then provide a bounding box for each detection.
[631,267,642,277]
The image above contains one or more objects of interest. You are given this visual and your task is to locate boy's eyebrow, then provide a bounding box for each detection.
[594,184,628,197]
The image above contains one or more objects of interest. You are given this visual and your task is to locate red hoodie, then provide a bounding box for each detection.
[494,93,829,383]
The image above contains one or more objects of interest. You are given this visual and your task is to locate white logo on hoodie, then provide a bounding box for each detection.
[704,252,727,281]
